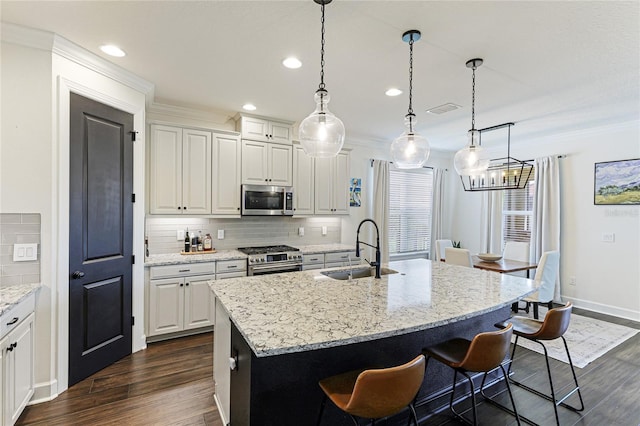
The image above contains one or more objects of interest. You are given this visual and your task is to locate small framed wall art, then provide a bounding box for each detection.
[594,158,640,205]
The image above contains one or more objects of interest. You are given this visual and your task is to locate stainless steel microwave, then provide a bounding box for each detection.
[241,184,294,216]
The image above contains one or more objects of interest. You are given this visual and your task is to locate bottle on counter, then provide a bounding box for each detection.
[203,233,213,251]
[184,229,191,253]
[191,231,198,252]
[198,230,204,251]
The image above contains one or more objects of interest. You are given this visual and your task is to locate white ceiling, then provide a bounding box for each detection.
[2,1,639,151]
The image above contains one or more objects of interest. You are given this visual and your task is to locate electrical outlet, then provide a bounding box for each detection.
[321,226,327,236]
[298,227,304,236]
[569,276,576,286]
[177,230,185,241]
[217,229,225,240]
[601,232,615,243]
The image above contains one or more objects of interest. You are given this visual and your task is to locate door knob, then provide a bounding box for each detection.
[71,271,85,279]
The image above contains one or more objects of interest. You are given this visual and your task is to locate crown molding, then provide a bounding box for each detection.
[147,102,235,128]
[2,22,154,100]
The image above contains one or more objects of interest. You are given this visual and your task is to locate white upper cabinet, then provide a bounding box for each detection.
[182,129,213,214]
[241,140,293,186]
[236,114,293,145]
[212,132,241,215]
[292,144,314,215]
[314,150,350,215]
[149,124,211,215]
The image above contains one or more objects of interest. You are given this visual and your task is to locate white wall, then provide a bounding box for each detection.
[1,39,56,403]
[452,121,640,320]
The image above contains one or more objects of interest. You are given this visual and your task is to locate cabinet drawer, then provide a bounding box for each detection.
[303,254,325,265]
[216,259,247,273]
[325,251,358,263]
[149,262,215,279]
[216,271,247,280]
[1,292,35,339]
[302,263,324,271]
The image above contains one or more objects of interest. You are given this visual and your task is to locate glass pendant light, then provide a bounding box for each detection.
[390,30,430,169]
[454,58,489,176]
[299,0,345,158]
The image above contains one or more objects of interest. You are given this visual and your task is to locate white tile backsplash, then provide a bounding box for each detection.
[145,216,342,255]
[0,213,41,286]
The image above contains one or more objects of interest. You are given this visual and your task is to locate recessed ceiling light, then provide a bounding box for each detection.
[100,44,126,57]
[385,88,403,97]
[242,103,257,111]
[282,57,302,69]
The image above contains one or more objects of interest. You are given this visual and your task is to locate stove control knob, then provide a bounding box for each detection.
[250,258,255,263]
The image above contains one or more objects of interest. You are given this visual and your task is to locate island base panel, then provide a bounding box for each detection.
[229,306,511,426]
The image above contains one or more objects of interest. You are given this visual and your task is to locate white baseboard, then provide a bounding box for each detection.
[563,296,640,322]
[29,379,59,405]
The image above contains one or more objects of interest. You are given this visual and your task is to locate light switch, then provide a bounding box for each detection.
[13,243,38,261]
[218,229,225,240]
[602,232,615,243]
[298,227,304,236]
[322,226,327,236]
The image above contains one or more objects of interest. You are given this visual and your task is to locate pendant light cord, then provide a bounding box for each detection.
[471,64,476,130]
[407,36,415,132]
[319,2,326,91]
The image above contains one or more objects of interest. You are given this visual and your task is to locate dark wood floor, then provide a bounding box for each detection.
[17,308,640,426]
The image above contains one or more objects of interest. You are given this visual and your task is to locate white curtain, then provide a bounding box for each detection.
[372,160,390,263]
[430,168,446,260]
[480,191,504,254]
[531,156,561,302]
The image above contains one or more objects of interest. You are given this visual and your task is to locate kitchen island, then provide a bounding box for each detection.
[210,258,537,425]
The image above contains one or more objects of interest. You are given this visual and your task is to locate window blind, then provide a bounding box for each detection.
[388,169,433,255]
[502,171,536,247]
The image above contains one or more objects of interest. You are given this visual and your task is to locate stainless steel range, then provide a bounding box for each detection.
[238,245,303,276]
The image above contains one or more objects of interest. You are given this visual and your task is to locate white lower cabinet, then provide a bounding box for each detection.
[148,274,215,337]
[146,261,247,341]
[213,298,231,425]
[302,253,324,271]
[1,293,36,426]
[147,262,216,339]
[324,251,359,269]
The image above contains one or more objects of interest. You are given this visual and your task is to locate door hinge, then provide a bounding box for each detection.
[131,193,136,203]
[130,131,139,141]
[132,255,135,264]
[131,316,135,326]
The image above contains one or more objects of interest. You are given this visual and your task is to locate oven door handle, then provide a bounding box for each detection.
[250,262,302,273]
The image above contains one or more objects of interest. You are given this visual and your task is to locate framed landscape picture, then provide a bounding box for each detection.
[594,158,640,205]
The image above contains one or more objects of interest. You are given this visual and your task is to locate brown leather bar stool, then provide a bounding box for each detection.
[422,324,520,426]
[316,354,425,426]
[497,301,585,425]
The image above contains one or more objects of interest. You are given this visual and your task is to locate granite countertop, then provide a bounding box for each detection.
[145,245,355,266]
[296,243,355,254]
[210,258,538,358]
[0,282,41,317]
[144,249,248,266]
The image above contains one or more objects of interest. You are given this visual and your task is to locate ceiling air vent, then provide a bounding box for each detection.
[426,103,461,115]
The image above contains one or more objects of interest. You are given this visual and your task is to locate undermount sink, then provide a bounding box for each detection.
[320,267,398,280]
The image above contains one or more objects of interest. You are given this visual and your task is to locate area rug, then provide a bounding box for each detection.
[511,309,639,369]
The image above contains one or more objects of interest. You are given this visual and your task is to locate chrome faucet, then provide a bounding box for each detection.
[355,218,381,279]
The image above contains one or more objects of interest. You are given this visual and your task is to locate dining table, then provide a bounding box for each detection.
[472,256,538,278]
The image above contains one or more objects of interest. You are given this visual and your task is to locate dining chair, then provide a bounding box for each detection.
[316,355,425,426]
[518,250,560,319]
[435,239,453,261]
[444,247,473,268]
[503,241,530,263]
